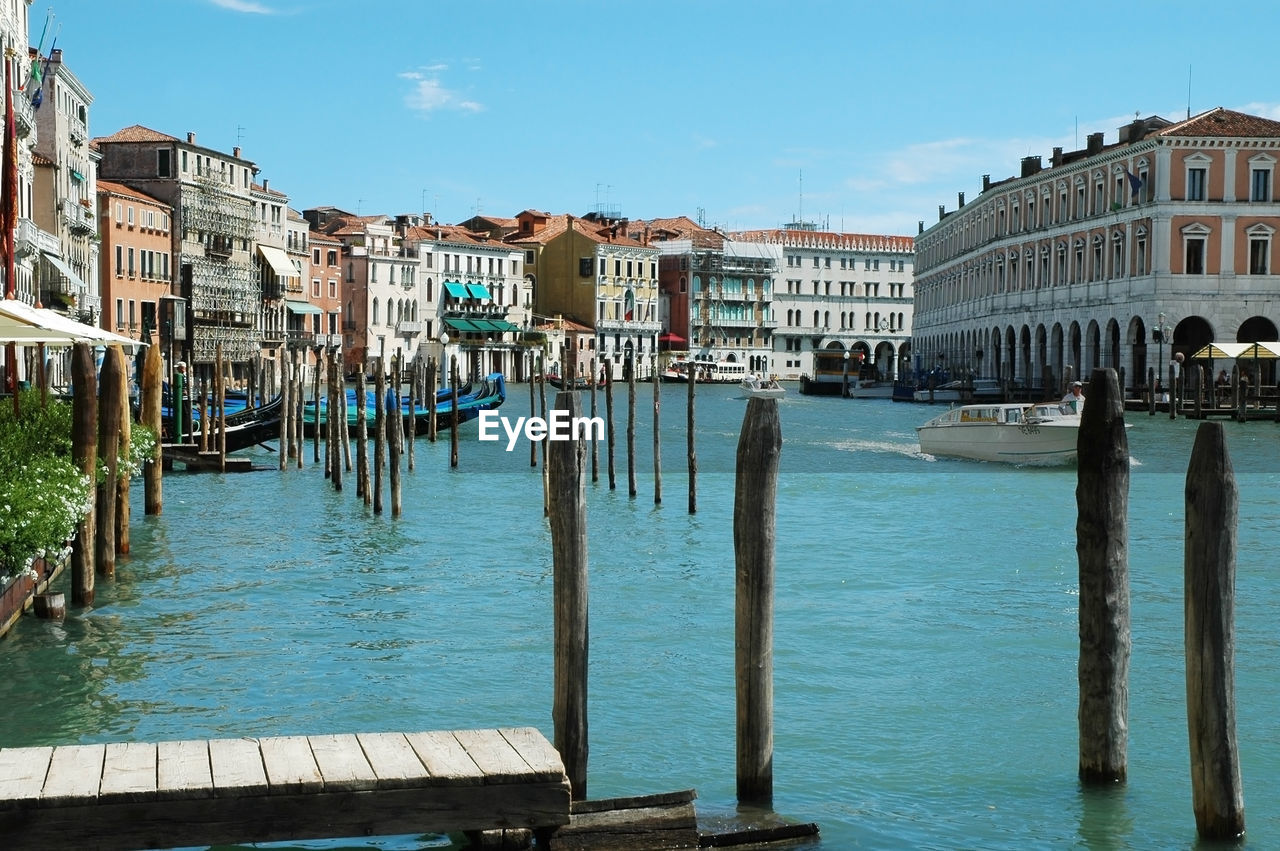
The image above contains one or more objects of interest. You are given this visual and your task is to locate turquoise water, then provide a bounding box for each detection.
[3,385,1280,849]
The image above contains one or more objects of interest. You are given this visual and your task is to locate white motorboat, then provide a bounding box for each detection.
[740,375,786,399]
[916,402,1080,465]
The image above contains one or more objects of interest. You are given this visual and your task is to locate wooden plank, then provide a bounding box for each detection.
[500,727,565,781]
[455,728,536,783]
[259,735,323,794]
[209,737,267,795]
[356,732,430,789]
[307,733,377,791]
[156,739,212,800]
[0,747,52,802]
[41,743,105,805]
[100,742,157,802]
[405,730,483,786]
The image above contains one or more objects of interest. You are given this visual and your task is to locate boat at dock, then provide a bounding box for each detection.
[161,395,284,453]
[739,375,786,399]
[661,358,748,384]
[916,401,1080,465]
[302,373,506,436]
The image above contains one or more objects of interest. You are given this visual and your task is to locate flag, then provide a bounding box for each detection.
[30,36,55,110]
[624,289,634,321]
[1125,169,1143,199]
[22,11,51,92]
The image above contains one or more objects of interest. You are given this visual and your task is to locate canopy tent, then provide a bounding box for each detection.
[658,332,686,345]
[0,299,145,351]
[1190,341,1279,360]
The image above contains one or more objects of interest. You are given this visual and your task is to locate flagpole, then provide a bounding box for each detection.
[3,50,17,412]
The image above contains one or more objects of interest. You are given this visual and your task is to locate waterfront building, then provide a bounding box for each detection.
[95,127,260,369]
[633,216,777,375]
[509,210,661,380]
[31,47,98,326]
[250,178,303,373]
[95,180,172,349]
[913,107,1280,393]
[403,221,529,381]
[728,224,915,382]
[0,6,47,314]
[306,227,344,353]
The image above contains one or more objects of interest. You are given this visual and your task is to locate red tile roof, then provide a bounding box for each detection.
[727,228,914,252]
[1156,106,1280,138]
[97,180,166,205]
[92,124,181,145]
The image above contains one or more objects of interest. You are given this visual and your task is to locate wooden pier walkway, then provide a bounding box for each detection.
[0,727,570,851]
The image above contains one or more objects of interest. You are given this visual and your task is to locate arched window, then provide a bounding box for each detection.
[372,297,379,326]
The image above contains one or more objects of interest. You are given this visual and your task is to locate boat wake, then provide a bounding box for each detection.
[831,437,931,459]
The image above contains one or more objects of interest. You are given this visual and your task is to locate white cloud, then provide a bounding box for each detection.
[404,77,483,114]
[209,0,274,13]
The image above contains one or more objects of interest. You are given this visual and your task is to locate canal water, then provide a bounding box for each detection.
[3,384,1280,850]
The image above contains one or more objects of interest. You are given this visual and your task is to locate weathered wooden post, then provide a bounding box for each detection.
[313,347,323,463]
[427,356,438,443]
[406,359,416,471]
[70,343,96,605]
[96,345,124,580]
[450,355,460,469]
[114,349,131,554]
[278,350,290,472]
[627,352,637,498]
[653,355,662,505]
[216,345,227,473]
[387,380,402,518]
[735,397,781,805]
[1193,366,1204,420]
[357,366,371,504]
[688,364,697,514]
[142,339,163,515]
[293,347,303,469]
[1076,367,1131,784]
[1184,422,1245,840]
[373,357,386,514]
[1148,366,1157,416]
[590,358,599,483]
[547,389,588,800]
[529,357,538,469]
[605,367,616,491]
[338,350,352,474]
[539,356,549,515]
[1169,362,1178,421]
[198,375,209,453]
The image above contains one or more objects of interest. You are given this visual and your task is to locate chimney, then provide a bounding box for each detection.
[1020,156,1042,178]
[233,146,241,158]
[1087,132,1104,155]
[187,132,195,144]
[938,204,946,221]
[958,191,965,208]
[262,178,268,191]
[51,48,62,62]
[1051,146,1063,167]
[643,225,651,246]
[982,174,991,192]
[918,220,925,234]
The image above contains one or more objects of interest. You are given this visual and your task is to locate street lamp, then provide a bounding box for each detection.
[1152,312,1169,390]
[842,350,851,397]
[439,331,451,386]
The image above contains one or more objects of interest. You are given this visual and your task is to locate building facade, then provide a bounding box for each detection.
[96,180,172,350]
[729,225,914,382]
[913,108,1280,393]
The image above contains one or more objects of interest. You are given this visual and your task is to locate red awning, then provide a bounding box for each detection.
[659,332,685,344]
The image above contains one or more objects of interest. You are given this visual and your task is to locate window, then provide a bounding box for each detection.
[1252,168,1271,202]
[127,207,134,227]
[580,257,594,277]
[157,149,171,178]
[1135,233,1148,276]
[1187,167,1207,201]
[115,245,123,276]
[1247,224,1273,274]
[127,247,135,277]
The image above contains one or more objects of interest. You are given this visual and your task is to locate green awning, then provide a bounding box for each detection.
[491,320,521,332]
[443,282,468,299]
[466,283,491,300]
[285,299,322,315]
[70,170,85,182]
[444,318,480,332]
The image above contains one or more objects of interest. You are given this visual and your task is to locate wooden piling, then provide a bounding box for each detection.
[96,346,124,581]
[1076,367,1131,785]
[734,397,781,805]
[293,348,303,470]
[539,356,549,514]
[374,357,386,514]
[388,373,402,518]
[529,360,538,469]
[338,350,352,474]
[313,347,323,463]
[1184,422,1245,840]
[199,376,209,453]
[590,358,599,483]
[357,366,371,504]
[278,350,290,472]
[114,350,131,554]
[33,592,65,620]
[1169,363,1178,421]
[650,357,661,504]
[450,355,460,469]
[216,345,227,473]
[627,354,637,498]
[70,343,97,606]
[547,389,589,801]
[1148,366,1157,416]
[406,360,416,472]
[427,357,438,443]
[1193,365,1204,419]
[141,339,163,516]
[605,367,616,490]
[688,364,697,514]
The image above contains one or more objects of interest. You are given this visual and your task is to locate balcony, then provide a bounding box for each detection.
[16,218,57,259]
[13,91,33,138]
[397,320,422,336]
[286,329,316,347]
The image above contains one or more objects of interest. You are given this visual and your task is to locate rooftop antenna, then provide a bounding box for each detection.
[697,206,705,227]
[1186,64,1192,120]
[798,169,804,226]
[236,125,245,146]
[357,199,365,215]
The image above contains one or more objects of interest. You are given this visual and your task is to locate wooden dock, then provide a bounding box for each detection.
[0,727,570,851]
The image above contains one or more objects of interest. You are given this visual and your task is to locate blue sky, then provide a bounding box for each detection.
[42,0,1280,236]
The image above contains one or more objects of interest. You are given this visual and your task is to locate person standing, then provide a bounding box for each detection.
[1061,380,1084,414]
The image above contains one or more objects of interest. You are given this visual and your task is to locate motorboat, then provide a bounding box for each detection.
[740,375,786,399]
[916,401,1080,465]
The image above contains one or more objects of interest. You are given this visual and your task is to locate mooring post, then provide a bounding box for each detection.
[114,349,131,554]
[627,352,637,498]
[590,358,599,483]
[338,350,352,473]
[373,357,386,514]
[278,350,290,472]
[450,355,460,469]
[688,364,697,514]
[605,366,616,490]
[1076,367,1131,784]
[734,397,781,805]
[293,347,303,470]
[1169,363,1178,421]
[653,355,662,505]
[1193,365,1204,420]
[216,344,227,473]
[547,389,588,801]
[387,380,402,518]
[529,359,538,468]
[406,359,416,472]
[141,339,162,516]
[312,347,323,463]
[357,366,371,504]
[1148,366,1157,416]
[96,345,124,581]
[539,355,549,514]
[427,356,438,443]
[329,352,342,491]
[70,343,97,606]
[1184,422,1245,840]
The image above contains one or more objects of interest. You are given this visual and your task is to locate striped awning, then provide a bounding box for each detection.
[443,282,468,299]
[466,283,491,300]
